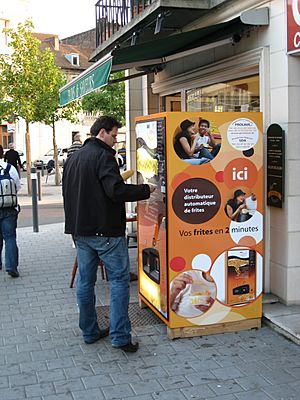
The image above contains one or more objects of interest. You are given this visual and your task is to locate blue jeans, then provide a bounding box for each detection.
[75,235,131,346]
[0,208,19,273]
[198,147,214,160]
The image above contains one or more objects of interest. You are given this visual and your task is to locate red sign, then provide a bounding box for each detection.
[287,0,300,54]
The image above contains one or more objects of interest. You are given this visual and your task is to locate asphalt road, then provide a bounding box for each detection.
[18,203,65,228]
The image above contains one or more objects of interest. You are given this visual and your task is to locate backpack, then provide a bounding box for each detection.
[0,164,17,208]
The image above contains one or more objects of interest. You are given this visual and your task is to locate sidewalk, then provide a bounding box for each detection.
[0,222,300,400]
[18,176,63,207]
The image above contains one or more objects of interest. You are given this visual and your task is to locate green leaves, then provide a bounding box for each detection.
[0,19,78,126]
[81,71,125,124]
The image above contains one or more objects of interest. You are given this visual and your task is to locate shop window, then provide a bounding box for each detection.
[186,75,259,113]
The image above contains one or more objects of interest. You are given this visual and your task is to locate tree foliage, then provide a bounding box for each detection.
[0,20,80,189]
[81,71,125,124]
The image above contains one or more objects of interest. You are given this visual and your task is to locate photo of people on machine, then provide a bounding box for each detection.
[173,118,221,165]
[225,189,257,222]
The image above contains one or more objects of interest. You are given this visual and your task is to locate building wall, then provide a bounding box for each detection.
[129,0,300,303]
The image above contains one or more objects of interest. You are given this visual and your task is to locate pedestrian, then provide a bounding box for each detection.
[0,145,21,277]
[67,133,82,158]
[4,143,22,176]
[62,116,155,352]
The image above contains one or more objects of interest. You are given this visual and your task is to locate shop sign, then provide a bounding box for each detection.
[287,0,300,54]
[267,124,285,208]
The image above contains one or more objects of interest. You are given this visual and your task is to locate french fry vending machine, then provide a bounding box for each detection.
[136,112,264,338]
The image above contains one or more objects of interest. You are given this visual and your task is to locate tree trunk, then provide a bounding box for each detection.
[25,121,32,194]
[52,122,61,186]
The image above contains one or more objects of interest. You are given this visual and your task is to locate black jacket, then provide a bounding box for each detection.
[62,137,150,237]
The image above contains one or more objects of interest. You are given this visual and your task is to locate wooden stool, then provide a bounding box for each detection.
[69,257,107,288]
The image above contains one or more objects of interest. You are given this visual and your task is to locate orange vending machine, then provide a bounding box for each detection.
[136,112,264,338]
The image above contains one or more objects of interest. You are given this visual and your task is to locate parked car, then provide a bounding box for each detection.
[4,149,27,171]
[34,148,68,169]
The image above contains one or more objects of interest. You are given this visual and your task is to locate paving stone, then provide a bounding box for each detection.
[47,358,75,370]
[260,369,296,385]
[208,379,244,396]
[261,383,299,400]
[54,378,85,394]
[0,375,9,389]
[25,382,55,397]
[0,363,20,376]
[130,378,163,395]
[64,365,94,379]
[235,375,271,391]
[91,361,121,375]
[158,375,191,391]
[9,371,38,387]
[152,389,187,400]
[72,388,105,400]
[31,349,58,362]
[185,370,218,386]
[233,390,273,400]
[212,366,245,380]
[0,386,25,399]
[82,374,113,389]
[180,383,216,399]
[187,359,219,372]
[43,394,74,400]
[37,368,66,383]
[110,371,142,384]
[5,351,31,364]
[138,365,168,380]
[125,395,153,400]
[102,383,134,399]
[163,362,195,376]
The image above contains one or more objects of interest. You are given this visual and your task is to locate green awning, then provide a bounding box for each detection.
[59,56,112,106]
[112,17,246,69]
[59,17,252,106]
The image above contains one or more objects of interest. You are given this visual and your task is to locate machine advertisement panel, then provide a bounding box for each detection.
[136,112,263,331]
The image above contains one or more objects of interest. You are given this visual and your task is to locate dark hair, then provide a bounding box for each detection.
[0,145,3,158]
[90,116,122,136]
[180,119,195,131]
[199,119,210,128]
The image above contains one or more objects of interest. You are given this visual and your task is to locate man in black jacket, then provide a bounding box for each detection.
[63,116,154,352]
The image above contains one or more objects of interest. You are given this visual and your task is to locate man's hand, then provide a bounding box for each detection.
[195,296,215,312]
[148,184,157,194]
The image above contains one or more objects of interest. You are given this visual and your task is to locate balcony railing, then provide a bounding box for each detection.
[95,0,155,47]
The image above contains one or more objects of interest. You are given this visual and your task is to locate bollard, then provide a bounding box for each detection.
[37,170,42,201]
[31,167,39,232]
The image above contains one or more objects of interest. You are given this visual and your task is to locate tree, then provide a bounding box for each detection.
[43,101,80,186]
[0,20,70,193]
[81,71,125,124]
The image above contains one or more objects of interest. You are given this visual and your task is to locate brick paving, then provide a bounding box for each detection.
[0,222,300,400]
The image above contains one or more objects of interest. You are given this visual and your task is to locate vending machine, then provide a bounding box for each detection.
[136,112,264,338]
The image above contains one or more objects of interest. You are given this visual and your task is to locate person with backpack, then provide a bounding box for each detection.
[0,145,21,277]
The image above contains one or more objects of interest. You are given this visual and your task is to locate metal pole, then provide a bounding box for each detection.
[31,167,39,233]
[41,162,44,177]
[37,170,42,201]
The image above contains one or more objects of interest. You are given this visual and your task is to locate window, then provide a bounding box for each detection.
[186,75,259,113]
[65,53,80,66]
[72,55,79,66]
